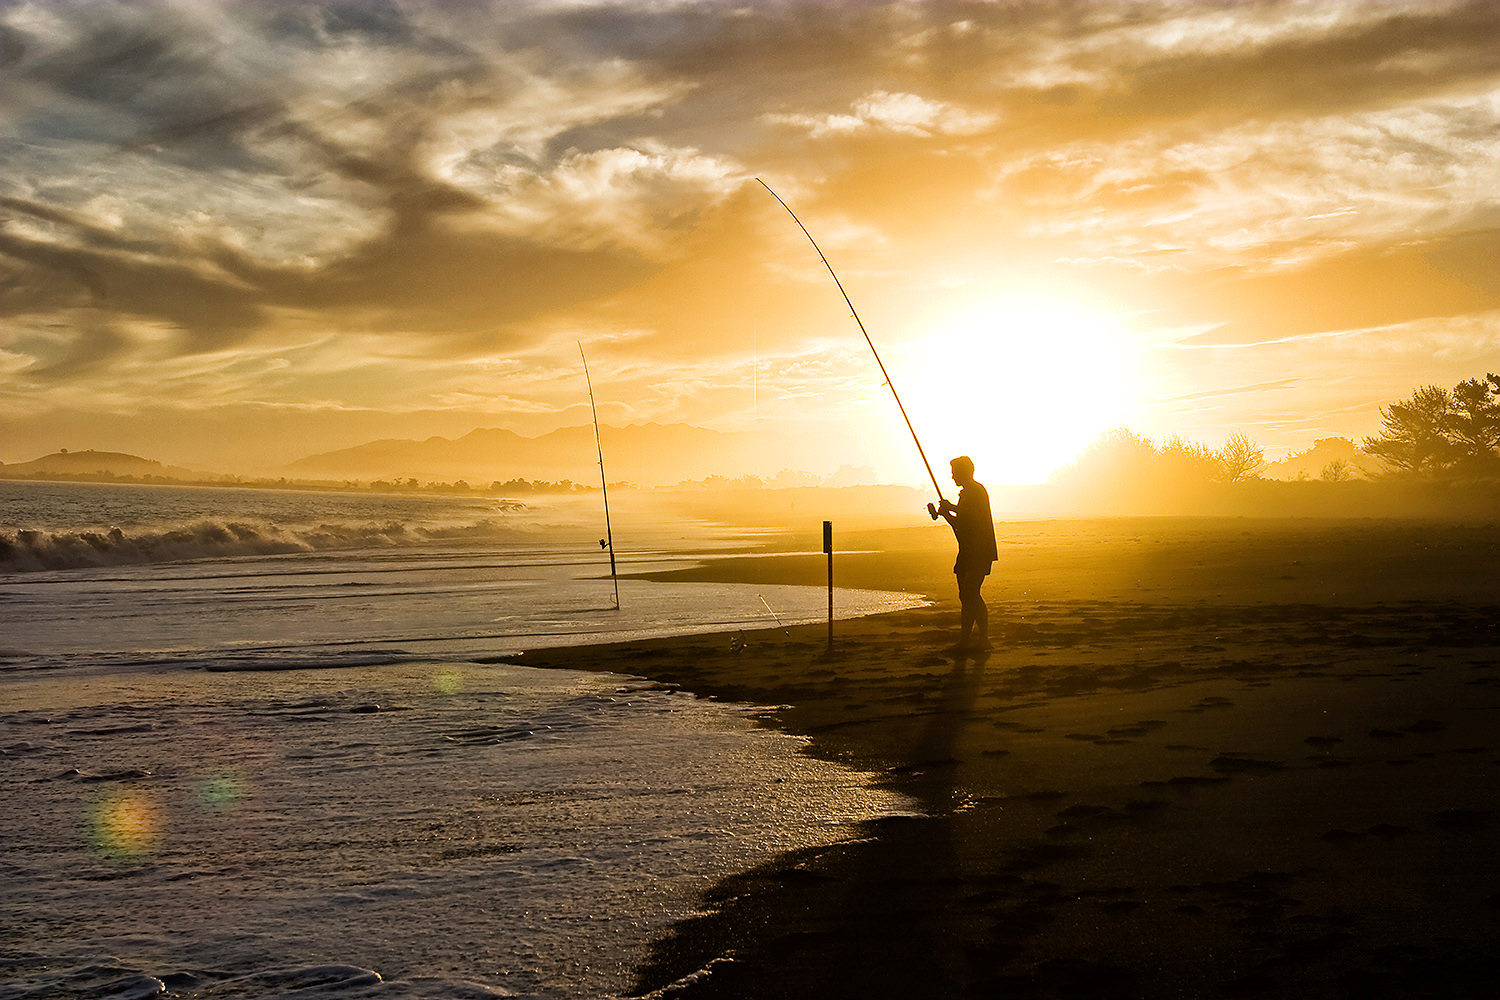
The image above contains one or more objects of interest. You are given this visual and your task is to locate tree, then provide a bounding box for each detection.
[1159,435,1223,483]
[1363,385,1458,475]
[1056,428,1268,491]
[1363,374,1500,477]
[1449,374,1500,474]
[1218,431,1265,483]
[1320,459,1354,482]
[1047,428,1159,500]
[1067,428,1159,484]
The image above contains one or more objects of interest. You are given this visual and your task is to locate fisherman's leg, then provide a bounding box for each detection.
[957,571,986,645]
[959,572,990,648]
[972,579,989,640]
[955,573,974,640]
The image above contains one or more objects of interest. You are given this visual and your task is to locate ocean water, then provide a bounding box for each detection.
[0,481,918,670]
[0,481,923,999]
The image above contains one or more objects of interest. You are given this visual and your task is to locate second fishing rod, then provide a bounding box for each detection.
[756,178,948,516]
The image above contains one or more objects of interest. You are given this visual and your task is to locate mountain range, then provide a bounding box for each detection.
[281,423,793,486]
[1,423,869,488]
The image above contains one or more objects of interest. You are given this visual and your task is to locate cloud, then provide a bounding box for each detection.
[1146,309,1500,444]
[764,89,996,138]
[1161,378,1305,404]
[1157,227,1499,346]
[995,97,1500,265]
[453,141,744,256]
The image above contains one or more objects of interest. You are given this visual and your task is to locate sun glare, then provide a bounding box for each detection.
[899,294,1144,485]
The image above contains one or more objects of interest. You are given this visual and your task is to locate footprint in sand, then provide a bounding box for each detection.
[1209,753,1285,774]
[1429,809,1493,834]
[1371,720,1449,741]
[1321,828,1366,844]
[1108,720,1168,738]
[1051,801,1169,831]
[1141,774,1231,791]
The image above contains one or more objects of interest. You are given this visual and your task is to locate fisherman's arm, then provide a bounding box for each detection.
[928,498,961,530]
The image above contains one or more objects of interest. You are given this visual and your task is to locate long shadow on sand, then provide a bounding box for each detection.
[628,648,996,999]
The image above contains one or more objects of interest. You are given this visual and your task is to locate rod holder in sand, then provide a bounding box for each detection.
[823,519,834,649]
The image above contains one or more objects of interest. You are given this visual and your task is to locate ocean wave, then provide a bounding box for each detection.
[0,519,527,573]
[0,956,516,1000]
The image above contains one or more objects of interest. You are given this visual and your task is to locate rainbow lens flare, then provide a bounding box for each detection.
[88,789,161,860]
[200,772,243,811]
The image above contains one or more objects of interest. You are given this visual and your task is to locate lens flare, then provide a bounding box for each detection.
[200,772,243,811]
[89,789,162,860]
[433,670,463,695]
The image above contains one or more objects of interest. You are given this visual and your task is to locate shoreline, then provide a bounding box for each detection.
[515,517,1500,999]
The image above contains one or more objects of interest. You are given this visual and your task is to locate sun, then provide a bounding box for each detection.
[897,293,1145,485]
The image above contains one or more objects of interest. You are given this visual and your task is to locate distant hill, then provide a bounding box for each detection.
[0,450,204,482]
[282,423,785,486]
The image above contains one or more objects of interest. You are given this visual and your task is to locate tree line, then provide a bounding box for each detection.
[1057,372,1499,490]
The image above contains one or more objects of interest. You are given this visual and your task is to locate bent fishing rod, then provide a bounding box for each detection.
[755,178,947,508]
[579,341,620,610]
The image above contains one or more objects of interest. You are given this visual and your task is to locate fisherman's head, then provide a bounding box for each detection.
[950,455,975,486]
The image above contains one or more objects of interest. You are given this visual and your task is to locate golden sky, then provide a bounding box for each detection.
[2,0,1497,484]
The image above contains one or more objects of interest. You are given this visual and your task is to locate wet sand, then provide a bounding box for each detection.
[515,518,1500,999]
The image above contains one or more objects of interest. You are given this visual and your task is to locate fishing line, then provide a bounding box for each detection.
[756,178,947,504]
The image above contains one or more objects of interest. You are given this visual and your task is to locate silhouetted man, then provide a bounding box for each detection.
[933,455,998,652]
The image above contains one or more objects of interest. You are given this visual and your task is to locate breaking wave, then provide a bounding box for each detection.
[0,518,527,573]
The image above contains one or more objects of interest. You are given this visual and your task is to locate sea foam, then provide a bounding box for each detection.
[0,518,531,573]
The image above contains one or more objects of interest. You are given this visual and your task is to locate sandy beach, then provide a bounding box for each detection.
[515,517,1500,999]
